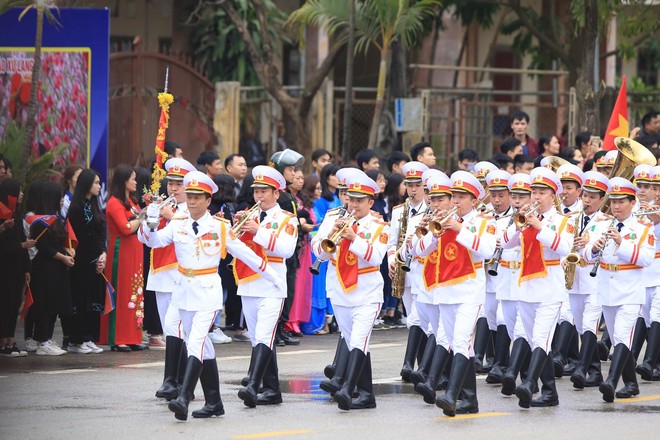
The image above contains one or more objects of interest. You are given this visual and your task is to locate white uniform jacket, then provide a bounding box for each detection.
[566,211,609,296]
[486,206,516,296]
[397,210,428,301]
[140,212,282,311]
[387,201,427,289]
[583,214,655,306]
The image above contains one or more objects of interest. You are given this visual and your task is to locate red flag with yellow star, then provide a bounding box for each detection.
[602,75,628,151]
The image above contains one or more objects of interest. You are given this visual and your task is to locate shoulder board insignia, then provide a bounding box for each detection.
[639,219,652,227]
[392,203,404,210]
[281,210,295,217]
[213,215,230,224]
[373,218,388,225]
[172,214,188,220]
[478,213,494,219]
[326,207,342,214]
[370,210,383,219]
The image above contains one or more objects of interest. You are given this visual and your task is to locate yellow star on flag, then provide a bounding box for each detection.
[608,114,629,138]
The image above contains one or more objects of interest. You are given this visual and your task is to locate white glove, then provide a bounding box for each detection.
[146,203,160,219]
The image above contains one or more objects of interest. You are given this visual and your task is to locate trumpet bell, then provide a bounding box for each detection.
[428,220,445,236]
[545,156,571,172]
[320,239,337,254]
[415,226,428,238]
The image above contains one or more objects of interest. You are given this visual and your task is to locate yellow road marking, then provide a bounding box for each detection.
[617,394,660,403]
[34,369,97,375]
[232,430,315,439]
[437,412,510,421]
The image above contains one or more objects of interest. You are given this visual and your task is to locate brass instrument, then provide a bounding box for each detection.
[231,201,262,238]
[475,188,491,213]
[600,137,657,214]
[513,201,540,229]
[310,205,347,275]
[544,156,570,172]
[590,218,618,277]
[139,195,177,230]
[426,206,459,237]
[391,200,410,298]
[564,210,583,289]
[320,210,357,254]
[402,207,430,272]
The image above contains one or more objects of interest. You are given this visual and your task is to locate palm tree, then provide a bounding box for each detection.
[288,0,440,150]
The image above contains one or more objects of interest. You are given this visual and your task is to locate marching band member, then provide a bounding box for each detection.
[583,177,655,402]
[501,167,574,408]
[483,169,514,384]
[566,171,609,389]
[415,171,497,416]
[235,166,299,408]
[636,165,660,381]
[314,170,389,410]
[388,161,429,382]
[141,171,283,421]
[138,158,194,400]
[552,164,585,378]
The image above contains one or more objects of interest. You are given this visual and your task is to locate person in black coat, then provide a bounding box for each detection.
[0,179,34,356]
[66,169,107,353]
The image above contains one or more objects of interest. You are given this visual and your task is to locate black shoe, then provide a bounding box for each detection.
[238,344,272,408]
[653,367,660,381]
[334,349,367,411]
[320,338,349,394]
[192,359,225,418]
[111,345,131,352]
[350,353,376,409]
[599,343,630,403]
[514,348,548,409]
[168,356,203,421]
[328,316,339,334]
[597,333,611,361]
[455,358,478,414]
[436,353,470,417]
[410,334,436,386]
[278,323,300,346]
[531,351,559,407]
[156,336,185,400]
[562,361,577,376]
[636,322,660,381]
[400,326,425,382]
[414,345,450,404]
[257,346,283,405]
[501,338,530,396]
[570,332,597,390]
[129,344,147,351]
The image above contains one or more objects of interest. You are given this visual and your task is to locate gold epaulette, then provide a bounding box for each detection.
[392,203,404,210]
[639,219,653,227]
[326,206,343,214]
[372,218,389,225]
[478,213,494,219]
[370,210,383,219]
[281,210,295,217]
[212,215,230,224]
[171,213,188,220]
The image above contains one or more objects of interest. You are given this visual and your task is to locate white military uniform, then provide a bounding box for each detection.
[141,210,282,361]
[235,203,298,348]
[414,208,496,358]
[314,212,389,353]
[485,206,513,331]
[557,198,583,326]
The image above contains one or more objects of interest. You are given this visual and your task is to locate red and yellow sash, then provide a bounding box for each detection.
[518,215,568,285]
[335,225,359,293]
[233,231,267,284]
[432,229,476,287]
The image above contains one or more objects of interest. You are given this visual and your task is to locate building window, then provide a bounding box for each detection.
[637,48,659,86]
[110,36,134,53]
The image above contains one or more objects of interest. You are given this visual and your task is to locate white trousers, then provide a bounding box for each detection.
[179,309,217,361]
[641,286,660,327]
[518,301,562,353]
[558,301,574,325]
[334,303,381,354]
[568,293,601,336]
[156,291,179,337]
[602,304,643,349]
[438,303,481,358]
[513,308,528,342]
[241,296,284,349]
[402,287,420,328]
[416,301,449,346]
[484,292,505,330]
[501,300,519,340]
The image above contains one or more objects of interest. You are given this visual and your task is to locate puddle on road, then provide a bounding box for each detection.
[579,405,660,414]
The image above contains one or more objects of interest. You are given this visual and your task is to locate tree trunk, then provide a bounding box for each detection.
[292,110,312,164]
[342,0,355,164]
[574,0,600,135]
[367,48,390,150]
[21,5,44,181]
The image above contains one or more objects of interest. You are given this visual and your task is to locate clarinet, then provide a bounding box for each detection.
[487,209,517,277]
[590,218,617,277]
[402,207,430,272]
[309,205,347,275]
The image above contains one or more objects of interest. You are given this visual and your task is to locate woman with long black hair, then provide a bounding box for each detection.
[30,182,74,356]
[66,169,107,353]
[0,179,34,356]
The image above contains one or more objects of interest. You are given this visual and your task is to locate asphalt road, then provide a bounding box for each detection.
[1,326,659,440]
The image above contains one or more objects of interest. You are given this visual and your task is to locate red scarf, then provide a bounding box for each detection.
[519,222,546,285]
[335,224,359,293]
[151,217,177,273]
[424,228,476,288]
[233,231,266,284]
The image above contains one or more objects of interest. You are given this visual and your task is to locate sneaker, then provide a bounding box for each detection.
[232,332,251,342]
[148,335,167,350]
[25,337,38,352]
[83,341,104,354]
[208,328,232,344]
[0,346,19,357]
[10,343,28,357]
[67,343,93,354]
[36,341,67,356]
[372,319,388,331]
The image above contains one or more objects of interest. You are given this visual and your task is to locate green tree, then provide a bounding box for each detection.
[289,0,440,150]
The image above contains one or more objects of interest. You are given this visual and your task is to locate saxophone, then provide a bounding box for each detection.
[391,199,410,298]
[564,210,582,289]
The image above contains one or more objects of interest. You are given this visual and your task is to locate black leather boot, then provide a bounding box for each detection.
[455,358,478,414]
[415,345,451,404]
[584,350,603,387]
[410,334,436,385]
[436,353,470,416]
[320,338,350,394]
[277,322,300,346]
[238,343,271,408]
[156,336,184,400]
[334,349,367,410]
[630,318,648,363]
[552,321,574,378]
[417,332,429,365]
[241,346,256,387]
[531,351,559,407]
[192,359,225,418]
[563,327,580,375]
[599,343,630,402]
[351,352,376,409]
[168,356,203,421]
[636,321,660,381]
[570,331,597,389]
[501,338,530,396]
[485,329,496,372]
[400,326,425,382]
[473,318,491,373]
[598,331,612,361]
[257,346,283,405]
[514,348,547,409]
[615,352,640,399]
[486,325,510,384]
[324,336,344,379]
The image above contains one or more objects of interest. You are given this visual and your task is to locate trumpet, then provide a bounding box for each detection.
[231,201,262,238]
[140,195,177,230]
[320,210,357,254]
[310,205,348,275]
[402,207,432,272]
[416,206,459,237]
[513,201,540,229]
